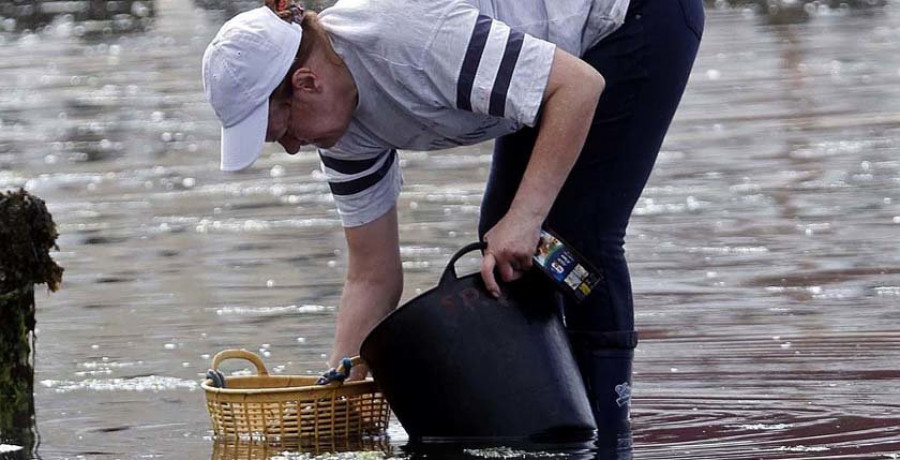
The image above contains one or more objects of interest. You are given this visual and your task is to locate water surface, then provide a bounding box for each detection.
[1,0,899,458]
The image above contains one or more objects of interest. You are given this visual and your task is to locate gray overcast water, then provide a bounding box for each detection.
[1,0,899,458]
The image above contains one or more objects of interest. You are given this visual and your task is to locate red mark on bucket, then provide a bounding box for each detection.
[459,287,480,308]
[441,295,455,311]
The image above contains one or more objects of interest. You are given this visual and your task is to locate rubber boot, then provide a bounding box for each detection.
[568,330,636,454]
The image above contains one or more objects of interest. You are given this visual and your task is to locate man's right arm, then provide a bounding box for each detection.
[328,205,403,379]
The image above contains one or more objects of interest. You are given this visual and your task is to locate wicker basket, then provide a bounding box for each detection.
[202,349,390,443]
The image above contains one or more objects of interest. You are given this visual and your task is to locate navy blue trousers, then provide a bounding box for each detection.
[478,0,703,435]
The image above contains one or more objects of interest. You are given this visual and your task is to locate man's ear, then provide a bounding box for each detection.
[291,68,319,94]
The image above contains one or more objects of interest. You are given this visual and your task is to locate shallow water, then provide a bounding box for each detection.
[1,0,899,458]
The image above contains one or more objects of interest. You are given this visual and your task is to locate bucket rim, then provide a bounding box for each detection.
[360,269,485,357]
[200,376,378,395]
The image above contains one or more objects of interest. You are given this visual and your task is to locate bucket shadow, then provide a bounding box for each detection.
[400,432,633,460]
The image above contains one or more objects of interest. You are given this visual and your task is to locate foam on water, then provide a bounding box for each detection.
[40,376,199,393]
[0,445,23,453]
[214,304,335,316]
[462,447,568,458]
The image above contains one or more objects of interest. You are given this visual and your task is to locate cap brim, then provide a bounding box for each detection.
[220,101,268,172]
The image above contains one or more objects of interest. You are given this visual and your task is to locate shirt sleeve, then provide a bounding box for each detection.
[423,2,557,127]
[317,147,403,228]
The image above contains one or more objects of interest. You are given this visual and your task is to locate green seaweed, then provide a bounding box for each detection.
[0,286,36,450]
[0,189,63,293]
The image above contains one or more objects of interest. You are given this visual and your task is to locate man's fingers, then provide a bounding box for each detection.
[482,248,533,296]
[507,269,524,281]
[480,253,501,298]
[348,363,369,382]
[521,255,534,270]
[499,261,516,282]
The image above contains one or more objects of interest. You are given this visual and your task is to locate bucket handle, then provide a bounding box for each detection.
[210,349,269,376]
[440,241,487,286]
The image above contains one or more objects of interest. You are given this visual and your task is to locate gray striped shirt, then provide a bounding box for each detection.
[318,0,628,226]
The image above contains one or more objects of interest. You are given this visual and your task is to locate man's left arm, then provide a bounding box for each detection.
[418,6,604,295]
[480,48,604,297]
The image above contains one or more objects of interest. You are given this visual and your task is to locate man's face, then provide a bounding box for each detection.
[265,71,353,153]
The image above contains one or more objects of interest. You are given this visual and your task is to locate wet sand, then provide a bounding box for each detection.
[1,0,899,458]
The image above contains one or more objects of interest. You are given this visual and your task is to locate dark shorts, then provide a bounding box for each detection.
[478,0,704,349]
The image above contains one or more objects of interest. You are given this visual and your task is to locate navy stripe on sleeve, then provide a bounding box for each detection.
[328,150,396,196]
[319,153,381,175]
[456,15,492,111]
[488,29,525,118]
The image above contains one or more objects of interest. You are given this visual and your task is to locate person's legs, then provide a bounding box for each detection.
[478,0,703,437]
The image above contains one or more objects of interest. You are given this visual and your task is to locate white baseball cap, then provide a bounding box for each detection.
[202,7,302,172]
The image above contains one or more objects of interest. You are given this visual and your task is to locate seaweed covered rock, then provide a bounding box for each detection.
[0,189,63,454]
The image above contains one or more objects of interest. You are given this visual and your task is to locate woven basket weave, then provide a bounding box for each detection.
[202,349,390,443]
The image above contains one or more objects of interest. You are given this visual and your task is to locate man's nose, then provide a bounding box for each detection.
[278,136,303,155]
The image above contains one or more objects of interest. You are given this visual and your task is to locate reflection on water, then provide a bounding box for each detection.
[0,0,154,35]
[706,0,889,26]
[209,438,631,460]
[1,0,899,458]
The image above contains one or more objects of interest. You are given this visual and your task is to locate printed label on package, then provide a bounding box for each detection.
[532,229,602,303]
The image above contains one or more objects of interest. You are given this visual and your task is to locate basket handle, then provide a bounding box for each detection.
[439,242,487,286]
[210,349,269,376]
[317,356,365,386]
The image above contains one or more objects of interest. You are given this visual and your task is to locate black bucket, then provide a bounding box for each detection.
[360,242,596,442]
